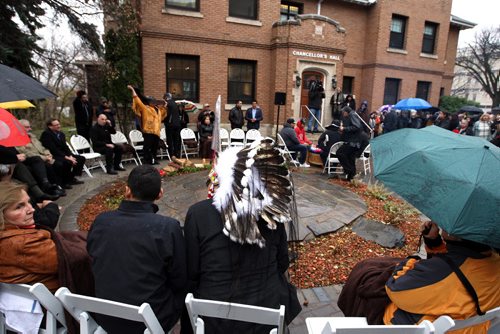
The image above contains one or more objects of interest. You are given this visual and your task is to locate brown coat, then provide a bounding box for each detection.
[0,225,59,291]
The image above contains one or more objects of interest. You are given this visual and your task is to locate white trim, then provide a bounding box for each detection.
[162,8,204,18]
[386,48,408,55]
[226,16,263,27]
[420,53,438,60]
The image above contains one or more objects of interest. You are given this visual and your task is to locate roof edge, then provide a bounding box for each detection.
[450,14,476,30]
[338,0,377,6]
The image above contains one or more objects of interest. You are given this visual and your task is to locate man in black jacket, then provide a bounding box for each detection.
[337,106,368,181]
[228,100,244,129]
[87,165,187,333]
[164,93,182,158]
[317,120,342,166]
[73,90,93,140]
[40,118,85,188]
[90,114,124,175]
[307,80,325,133]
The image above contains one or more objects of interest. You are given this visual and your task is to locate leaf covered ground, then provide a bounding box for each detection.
[78,175,422,288]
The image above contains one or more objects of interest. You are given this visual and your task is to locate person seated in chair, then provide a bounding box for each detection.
[279,118,309,168]
[90,114,125,175]
[338,221,500,334]
[40,118,85,189]
[87,165,187,333]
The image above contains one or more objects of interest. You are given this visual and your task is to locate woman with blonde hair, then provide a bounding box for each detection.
[0,181,94,293]
[0,181,59,290]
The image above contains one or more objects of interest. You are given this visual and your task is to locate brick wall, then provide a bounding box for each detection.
[130,0,466,127]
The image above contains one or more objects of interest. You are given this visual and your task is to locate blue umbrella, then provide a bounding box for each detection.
[371,126,500,248]
[393,98,432,110]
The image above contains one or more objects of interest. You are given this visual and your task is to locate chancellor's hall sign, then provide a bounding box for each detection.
[292,50,341,61]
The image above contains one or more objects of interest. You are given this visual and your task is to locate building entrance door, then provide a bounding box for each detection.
[300,71,324,120]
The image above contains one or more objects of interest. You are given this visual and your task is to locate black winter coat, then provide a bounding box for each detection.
[87,200,187,333]
[90,123,116,151]
[182,199,300,333]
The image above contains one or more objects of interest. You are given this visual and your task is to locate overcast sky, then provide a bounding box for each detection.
[451,0,499,46]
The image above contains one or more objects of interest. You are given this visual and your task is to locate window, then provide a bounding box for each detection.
[229,0,258,20]
[416,81,431,101]
[440,87,445,97]
[383,78,401,105]
[422,21,438,54]
[228,59,256,104]
[342,76,354,95]
[166,54,199,102]
[389,15,407,49]
[280,1,303,21]
[165,0,199,11]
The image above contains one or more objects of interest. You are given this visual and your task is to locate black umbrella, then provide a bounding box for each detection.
[0,64,57,102]
[459,105,483,114]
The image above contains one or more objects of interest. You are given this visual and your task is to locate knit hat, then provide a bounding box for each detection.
[286,118,296,124]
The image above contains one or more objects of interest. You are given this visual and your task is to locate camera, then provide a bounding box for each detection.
[309,79,324,93]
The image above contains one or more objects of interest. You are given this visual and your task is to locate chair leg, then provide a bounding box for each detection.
[98,160,107,173]
[82,164,93,178]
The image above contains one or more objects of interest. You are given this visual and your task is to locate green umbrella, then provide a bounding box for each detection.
[371,126,500,248]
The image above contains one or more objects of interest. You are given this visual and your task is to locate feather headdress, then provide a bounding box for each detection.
[212,138,296,248]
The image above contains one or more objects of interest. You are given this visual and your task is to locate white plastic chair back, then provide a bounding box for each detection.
[358,143,371,175]
[306,317,435,334]
[277,134,299,166]
[229,128,245,147]
[55,287,165,334]
[220,128,229,150]
[185,293,284,334]
[110,131,139,165]
[323,141,344,175]
[245,129,262,145]
[180,128,198,159]
[0,282,68,334]
[433,306,500,334]
[70,135,106,177]
[111,131,128,145]
[129,130,144,150]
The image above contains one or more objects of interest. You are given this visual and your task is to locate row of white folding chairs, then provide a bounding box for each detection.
[127,129,172,163]
[305,307,500,334]
[0,283,286,334]
[221,128,262,148]
[110,130,142,165]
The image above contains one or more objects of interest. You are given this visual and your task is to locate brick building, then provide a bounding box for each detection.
[130,0,474,134]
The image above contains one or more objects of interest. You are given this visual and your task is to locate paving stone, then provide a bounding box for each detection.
[59,162,376,333]
[312,287,331,303]
[352,217,405,248]
[301,289,320,304]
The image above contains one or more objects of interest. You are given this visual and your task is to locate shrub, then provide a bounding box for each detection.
[365,183,391,201]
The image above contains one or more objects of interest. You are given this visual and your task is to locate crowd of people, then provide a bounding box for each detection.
[0,140,302,333]
[1,84,499,333]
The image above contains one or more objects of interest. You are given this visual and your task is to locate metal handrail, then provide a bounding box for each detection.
[301,105,325,132]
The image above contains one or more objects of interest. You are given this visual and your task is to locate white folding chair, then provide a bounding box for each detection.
[245,129,262,146]
[128,130,145,164]
[159,128,172,161]
[0,282,68,334]
[185,293,285,334]
[277,134,299,167]
[180,128,198,159]
[55,287,165,334]
[229,128,246,147]
[306,317,435,334]
[433,305,500,334]
[70,135,106,177]
[110,131,140,166]
[358,143,371,175]
[322,141,344,175]
[220,128,229,151]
